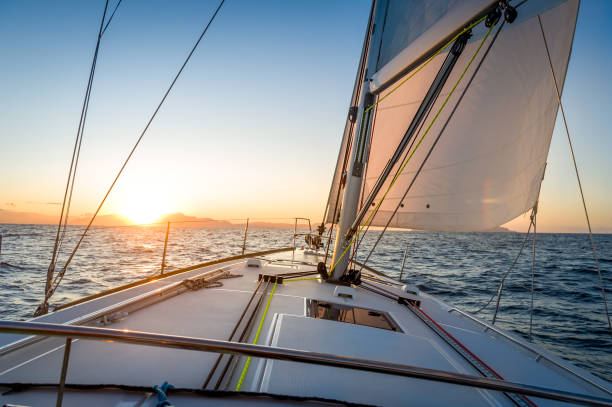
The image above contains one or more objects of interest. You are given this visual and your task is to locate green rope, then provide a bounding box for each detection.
[235,280,278,391]
[284,277,322,282]
[330,19,495,277]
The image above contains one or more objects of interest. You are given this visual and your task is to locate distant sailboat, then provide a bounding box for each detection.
[1,1,611,406]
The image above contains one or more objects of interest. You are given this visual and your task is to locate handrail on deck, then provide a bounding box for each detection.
[0,321,610,407]
[448,307,612,396]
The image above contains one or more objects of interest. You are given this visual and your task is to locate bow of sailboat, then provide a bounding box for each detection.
[1,0,611,406]
[1,248,611,406]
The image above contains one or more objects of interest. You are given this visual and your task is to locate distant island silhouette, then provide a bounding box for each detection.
[0,209,301,229]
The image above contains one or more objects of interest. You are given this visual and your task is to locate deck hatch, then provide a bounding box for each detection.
[305,299,402,332]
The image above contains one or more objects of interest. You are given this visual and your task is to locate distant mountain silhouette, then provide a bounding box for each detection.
[0,209,304,229]
[156,212,233,228]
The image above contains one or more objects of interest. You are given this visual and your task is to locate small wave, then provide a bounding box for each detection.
[67,277,99,285]
[0,232,47,238]
[0,261,26,270]
[1,225,611,381]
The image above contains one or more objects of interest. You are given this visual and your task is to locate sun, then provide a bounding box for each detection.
[121,203,166,225]
[118,188,172,225]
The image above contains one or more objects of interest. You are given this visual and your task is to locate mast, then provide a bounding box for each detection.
[329,0,386,281]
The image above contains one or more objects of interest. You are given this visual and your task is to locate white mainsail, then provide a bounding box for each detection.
[327,0,579,232]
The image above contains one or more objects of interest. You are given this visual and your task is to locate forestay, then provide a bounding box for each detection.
[328,0,579,232]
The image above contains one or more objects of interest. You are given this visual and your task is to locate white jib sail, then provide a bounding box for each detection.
[353,0,579,232]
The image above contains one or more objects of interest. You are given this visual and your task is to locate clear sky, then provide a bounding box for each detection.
[1,0,611,232]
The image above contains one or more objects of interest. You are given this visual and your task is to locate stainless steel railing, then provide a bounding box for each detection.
[0,321,611,407]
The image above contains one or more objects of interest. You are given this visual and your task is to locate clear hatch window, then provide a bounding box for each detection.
[306,299,402,332]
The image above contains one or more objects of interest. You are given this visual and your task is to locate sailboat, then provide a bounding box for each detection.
[1,0,611,406]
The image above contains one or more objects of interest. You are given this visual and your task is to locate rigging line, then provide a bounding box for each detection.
[351,107,383,264]
[57,0,125,259]
[537,15,612,337]
[50,0,227,297]
[42,0,110,309]
[101,0,123,36]
[529,205,537,341]
[349,21,498,275]
[356,93,380,214]
[348,17,489,243]
[350,55,462,266]
[55,0,126,270]
[351,13,487,163]
[473,215,532,317]
[331,16,487,270]
[52,0,109,260]
[322,0,377,256]
[324,102,357,264]
[366,15,487,114]
[351,70,438,261]
[346,15,487,226]
[329,37,472,276]
[56,46,102,260]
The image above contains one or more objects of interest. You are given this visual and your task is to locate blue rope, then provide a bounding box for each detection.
[154,381,175,407]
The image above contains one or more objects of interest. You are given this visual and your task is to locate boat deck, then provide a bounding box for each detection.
[1,249,610,406]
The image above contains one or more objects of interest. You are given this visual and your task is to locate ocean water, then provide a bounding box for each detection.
[0,223,610,382]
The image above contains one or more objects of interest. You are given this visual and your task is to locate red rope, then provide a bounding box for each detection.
[414,305,538,407]
[359,281,538,406]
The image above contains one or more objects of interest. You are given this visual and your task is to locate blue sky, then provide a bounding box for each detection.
[0,0,611,232]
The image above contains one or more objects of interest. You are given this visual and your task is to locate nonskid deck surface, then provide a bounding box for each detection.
[1,249,610,406]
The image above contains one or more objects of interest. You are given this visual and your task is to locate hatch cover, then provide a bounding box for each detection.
[306,299,402,332]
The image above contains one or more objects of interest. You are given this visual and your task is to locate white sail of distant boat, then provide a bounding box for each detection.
[1,1,611,406]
